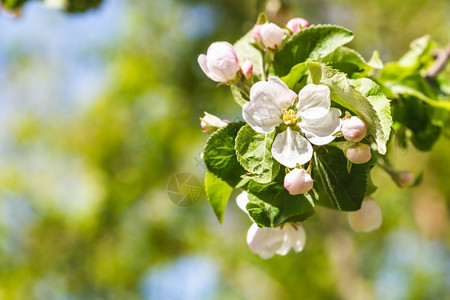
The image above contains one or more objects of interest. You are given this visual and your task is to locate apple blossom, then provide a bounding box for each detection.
[240,60,253,80]
[198,42,240,83]
[341,116,367,142]
[286,17,310,33]
[243,77,341,168]
[254,23,285,50]
[200,112,228,133]
[246,223,306,259]
[284,168,313,195]
[347,197,382,232]
[345,143,372,164]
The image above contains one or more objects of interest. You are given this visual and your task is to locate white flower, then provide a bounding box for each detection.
[345,143,372,164]
[253,23,285,50]
[243,77,341,168]
[341,116,367,142]
[286,17,310,34]
[284,168,313,195]
[198,42,240,83]
[347,197,382,232]
[247,223,306,259]
[43,0,68,9]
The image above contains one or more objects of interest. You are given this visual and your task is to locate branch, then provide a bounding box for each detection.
[426,45,450,79]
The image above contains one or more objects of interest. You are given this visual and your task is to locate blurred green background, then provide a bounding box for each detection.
[0,0,449,299]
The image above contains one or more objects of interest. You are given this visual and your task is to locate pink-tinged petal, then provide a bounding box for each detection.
[272,127,313,168]
[300,108,341,145]
[268,76,298,108]
[347,197,382,232]
[297,84,331,119]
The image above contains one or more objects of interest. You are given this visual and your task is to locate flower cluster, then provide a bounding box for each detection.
[194,14,417,259]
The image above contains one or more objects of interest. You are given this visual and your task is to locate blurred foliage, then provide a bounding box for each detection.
[0,0,449,299]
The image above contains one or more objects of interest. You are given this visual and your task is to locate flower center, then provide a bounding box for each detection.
[282,108,298,125]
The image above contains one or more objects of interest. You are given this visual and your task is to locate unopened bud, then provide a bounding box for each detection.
[240,60,253,80]
[345,143,371,164]
[200,112,227,133]
[286,17,310,34]
[284,168,314,195]
[198,42,240,83]
[341,116,367,142]
[347,197,382,232]
[252,24,263,42]
[256,22,285,50]
[395,170,415,188]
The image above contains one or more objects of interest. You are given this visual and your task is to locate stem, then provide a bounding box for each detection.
[426,44,450,79]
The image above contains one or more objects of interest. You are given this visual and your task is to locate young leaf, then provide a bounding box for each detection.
[307,62,392,154]
[312,146,372,211]
[320,46,379,75]
[205,170,233,223]
[270,25,354,77]
[203,122,246,187]
[235,124,280,184]
[246,178,315,228]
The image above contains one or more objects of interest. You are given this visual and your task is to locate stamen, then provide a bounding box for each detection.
[282,108,298,125]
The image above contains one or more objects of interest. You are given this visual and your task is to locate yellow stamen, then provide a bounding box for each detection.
[282,108,298,125]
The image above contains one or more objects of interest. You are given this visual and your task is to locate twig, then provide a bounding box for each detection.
[426,45,450,79]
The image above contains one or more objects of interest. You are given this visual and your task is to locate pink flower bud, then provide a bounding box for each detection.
[286,17,310,33]
[198,42,240,83]
[240,60,253,79]
[252,24,263,41]
[345,143,371,164]
[200,112,228,133]
[284,168,314,195]
[347,197,382,232]
[397,170,414,188]
[341,116,367,142]
[259,22,285,50]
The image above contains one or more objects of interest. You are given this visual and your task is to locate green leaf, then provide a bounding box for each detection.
[307,62,392,154]
[235,124,280,184]
[247,179,315,227]
[205,170,233,223]
[203,122,246,187]
[391,94,442,151]
[312,146,373,211]
[270,25,354,77]
[350,77,393,153]
[321,47,380,75]
[280,62,308,90]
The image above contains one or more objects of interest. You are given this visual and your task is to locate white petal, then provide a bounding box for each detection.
[236,191,249,214]
[297,84,331,119]
[267,76,298,108]
[300,108,341,145]
[243,77,295,133]
[282,224,307,253]
[246,223,284,259]
[272,128,313,168]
